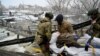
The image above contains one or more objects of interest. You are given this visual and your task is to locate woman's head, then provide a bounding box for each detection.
[55,14,63,25]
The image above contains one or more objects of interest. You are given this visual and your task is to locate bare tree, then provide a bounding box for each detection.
[79,0,99,10]
[69,0,100,15]
[46,0,71,14]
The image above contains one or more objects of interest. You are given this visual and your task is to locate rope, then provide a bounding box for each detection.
[90,45,95,56]
[59,44,67,56]
[59,54,63,56]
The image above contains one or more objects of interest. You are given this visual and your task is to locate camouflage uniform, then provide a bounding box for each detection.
[85,9,100,51]
[87,9,100,38]
[58,20,73,34]
[34,17,52,56]
[56,20,80,48]
[92,16,100,38]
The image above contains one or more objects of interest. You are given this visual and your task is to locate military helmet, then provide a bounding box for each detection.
[45,12,54,19]
[87,9,99,16]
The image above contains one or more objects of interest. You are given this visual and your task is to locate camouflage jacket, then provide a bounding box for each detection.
[58,20,74,34]
[56,20,80,48]
[93,16,100,31]
[35,17,52,44]
[56,34,80,48]
[92,15,100,37]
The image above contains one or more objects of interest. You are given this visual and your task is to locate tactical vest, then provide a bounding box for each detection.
[56,34,80,48]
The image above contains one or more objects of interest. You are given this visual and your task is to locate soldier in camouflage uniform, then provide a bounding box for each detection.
[55,14,80,48]
[85,9,100,51]
[87,9,100,38]
[34,12,53,56]
[50,14,81,56]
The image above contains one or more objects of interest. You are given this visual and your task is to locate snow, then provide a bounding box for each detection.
[1,15,38,21]
[0,44,26,53]
[0,28,26,53]
[0,31,26,53]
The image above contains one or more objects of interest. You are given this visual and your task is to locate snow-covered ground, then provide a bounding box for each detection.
[0,28,27,53]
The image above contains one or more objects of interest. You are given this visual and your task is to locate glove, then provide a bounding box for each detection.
[85,43,90,51]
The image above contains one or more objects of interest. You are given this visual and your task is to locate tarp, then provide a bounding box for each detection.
[50,32,100,56]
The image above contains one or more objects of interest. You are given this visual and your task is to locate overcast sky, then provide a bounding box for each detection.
[1,0,48,7]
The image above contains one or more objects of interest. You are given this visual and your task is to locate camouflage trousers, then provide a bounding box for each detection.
[40,43,50,56]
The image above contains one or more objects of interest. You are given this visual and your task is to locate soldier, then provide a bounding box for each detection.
[34,12,53,56]
[50,14,80,56]
[85,8,100,51]
[55,14,80,47]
